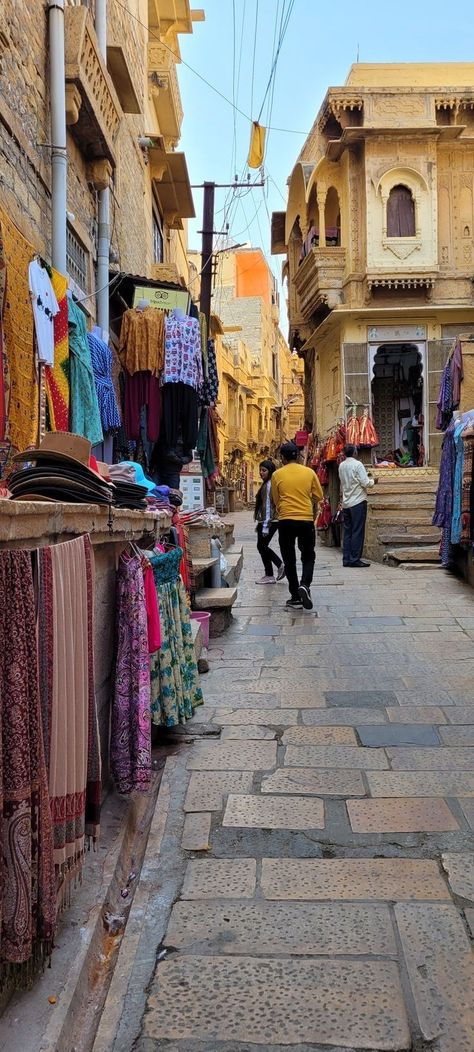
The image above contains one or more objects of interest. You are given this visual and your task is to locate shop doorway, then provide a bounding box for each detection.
[369,342,426,464]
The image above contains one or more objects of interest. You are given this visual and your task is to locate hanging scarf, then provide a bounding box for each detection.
[461,433,474,545]
[111,554,152,794]
[68,298,103,446]
[45,269,70,431]
[38,535,101,902]
[0,207,38,458]
[0,549,56,976]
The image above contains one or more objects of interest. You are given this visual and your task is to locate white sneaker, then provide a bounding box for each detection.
[256,575,276,584]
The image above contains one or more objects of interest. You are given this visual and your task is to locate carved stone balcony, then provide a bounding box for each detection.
[65,5,121,166]
[148,42,183,147]
[294,247,346,321]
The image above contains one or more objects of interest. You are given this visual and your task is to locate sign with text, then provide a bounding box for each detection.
[132,285,190,312]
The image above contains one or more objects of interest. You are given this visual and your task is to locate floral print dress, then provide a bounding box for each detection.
[149,548,204,726]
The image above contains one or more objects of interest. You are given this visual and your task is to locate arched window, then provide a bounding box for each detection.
[387,185,416,237]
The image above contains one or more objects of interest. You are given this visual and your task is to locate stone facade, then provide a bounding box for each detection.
[0,0,200,315]
[274,62,474,469]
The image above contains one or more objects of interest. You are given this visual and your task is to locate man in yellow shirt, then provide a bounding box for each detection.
[271,442,323,610]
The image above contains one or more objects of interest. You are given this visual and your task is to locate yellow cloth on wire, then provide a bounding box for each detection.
[0,206,38,456]
[247,121,266,169]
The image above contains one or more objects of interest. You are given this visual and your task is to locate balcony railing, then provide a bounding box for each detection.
[294,246,346,321]
[148,43,183,147]
[65,5,121,166]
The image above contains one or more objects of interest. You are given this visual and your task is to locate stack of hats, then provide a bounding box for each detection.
[107,463,148,510]
[10,433,114,505]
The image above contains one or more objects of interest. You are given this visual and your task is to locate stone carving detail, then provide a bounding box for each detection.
[86,158,112,190]
[371,95,426,119]
[65,6,121,164]
[294,247,346,319]
[81,24,121,140]
[383,237,422,261]
[65,84,82,126]
[367,276,435,291]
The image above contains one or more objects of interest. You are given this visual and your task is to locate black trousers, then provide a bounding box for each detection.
[256,522,282,576]
[278,519,315,600]
[342,501,367,565]
[161,383,199,453]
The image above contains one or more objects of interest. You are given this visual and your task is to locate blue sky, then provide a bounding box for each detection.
[179,0,473,296]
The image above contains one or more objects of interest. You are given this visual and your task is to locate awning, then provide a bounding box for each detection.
[148,139,195,229]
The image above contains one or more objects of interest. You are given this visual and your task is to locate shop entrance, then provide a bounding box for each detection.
[370,342,426,465]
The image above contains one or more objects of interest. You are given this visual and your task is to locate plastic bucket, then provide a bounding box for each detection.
[190,610,211,648]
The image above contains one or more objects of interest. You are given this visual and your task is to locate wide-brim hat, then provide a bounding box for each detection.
[13,432,109,483]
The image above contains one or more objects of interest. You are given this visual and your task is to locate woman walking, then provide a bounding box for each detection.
[254,460,285,584]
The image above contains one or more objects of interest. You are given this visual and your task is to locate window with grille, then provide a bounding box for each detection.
[153,205,164,264]
[67,224,90,297]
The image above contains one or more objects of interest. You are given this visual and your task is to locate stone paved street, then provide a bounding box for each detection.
[119,512,474,1052]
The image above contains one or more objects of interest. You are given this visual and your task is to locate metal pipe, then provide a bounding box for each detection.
[48,0,67,274]
[95,0,109,335]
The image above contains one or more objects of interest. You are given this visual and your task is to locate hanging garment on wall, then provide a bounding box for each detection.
[0,220,7,441]
[200,338,219,407]
[29,260,59,365]
[161,382,199,452]
[451,420,466,545]
[45,269,70,432]
[0,549,56,972]
[119,307,165,377]
[68,297,103,446]
[460,431,474,545]
[37,535,101,897]
[163,313,203,388]
[0,208,38,456]
[112,554,152,794]
[124,371,162,442]
[436,342,464,431]
[199,312,208,378]
[144,561,161,653]
[87,331,121,435]
[432,422,456,566]
[197,406,219,484]
[149,547,203,726]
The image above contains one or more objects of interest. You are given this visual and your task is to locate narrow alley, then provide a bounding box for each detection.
[95,511,474,1052]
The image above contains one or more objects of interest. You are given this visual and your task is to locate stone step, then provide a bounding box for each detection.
[224,547,244,586]
[372,482,438,495]
[194,586,238,610]
[377,529,441,545]
[372,514,435,527]
[192,556,219,576]
[369,496,436,509]
[383,546,441,565]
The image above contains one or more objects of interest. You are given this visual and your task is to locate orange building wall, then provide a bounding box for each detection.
[235,250,271,304]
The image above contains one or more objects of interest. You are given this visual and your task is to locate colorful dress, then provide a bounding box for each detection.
[149,548,203,726]
[112,555,152,794]
[68,297,103,445]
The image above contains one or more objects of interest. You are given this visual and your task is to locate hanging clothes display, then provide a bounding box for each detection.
[118,307,165,376]
[124,370,162,442]
[68,296,103,446]
[460,428,474,545]
[87,329,122,435]
[0,207,38,455]
[432,421,456,565]
[436,341,464,431]
[112,554,152,795]
[451,419,466,545]
[29,259,59,365]
[37,535,101,896]
[163,311,203,387]
[149,547,203,726]
[45,268,70,432]
[161,382,199,452]
[200,338,219,407]
[0,218,7,441]
[0,549,56,974]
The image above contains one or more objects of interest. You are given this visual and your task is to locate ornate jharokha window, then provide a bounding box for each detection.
[386,185,416,238]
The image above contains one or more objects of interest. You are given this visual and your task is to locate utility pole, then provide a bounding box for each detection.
[200,182,215,332]
[195,179,265,330]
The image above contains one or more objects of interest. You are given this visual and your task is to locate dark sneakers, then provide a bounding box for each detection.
[286,597,303,609]
[298,585,313,610]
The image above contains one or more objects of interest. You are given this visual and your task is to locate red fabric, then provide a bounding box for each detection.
[143,562,161,652]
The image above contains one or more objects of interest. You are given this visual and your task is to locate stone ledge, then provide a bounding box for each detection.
[0,500,171,548]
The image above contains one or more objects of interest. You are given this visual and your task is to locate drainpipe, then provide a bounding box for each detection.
[48,0,67,274]
[95,0,110,336]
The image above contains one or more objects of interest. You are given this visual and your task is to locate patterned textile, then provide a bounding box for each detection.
[451,421,465,545]
[200,338,219,406]
[87,331,121,435]
[68,297,103,445]
[199,312,208,378]
[0,550,56,970]
[0,219,6,440]
[149,548,203,726]
[112,555,151,794]
[38,535,101,896]
[119,307,165,377]
[461,434,474,545]
[164,314,203,389]
[45,269,70,431]
[432,423,456,566]
[0,207,38,457]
